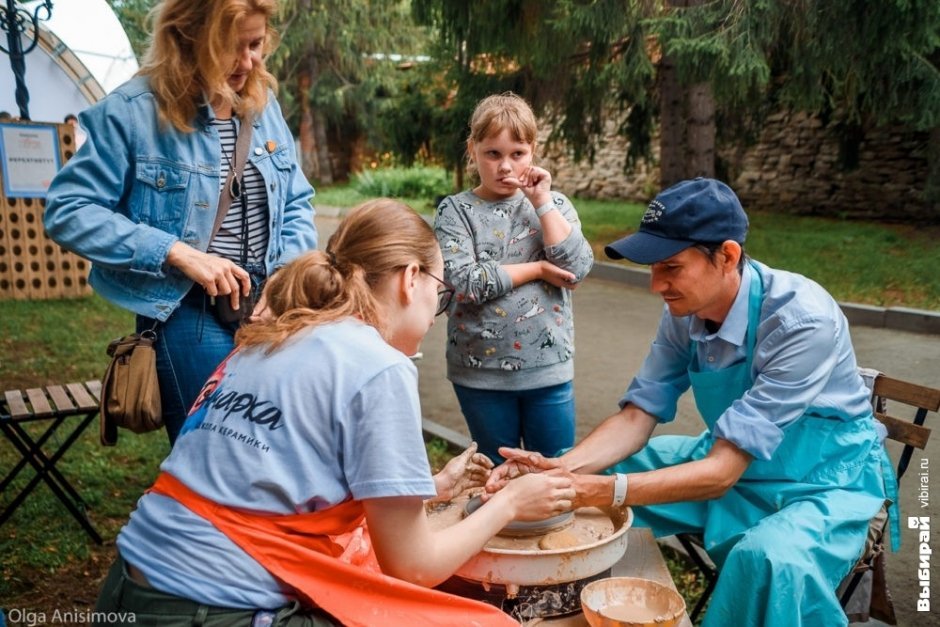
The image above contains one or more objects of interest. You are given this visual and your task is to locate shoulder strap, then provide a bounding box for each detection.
[212,117,254,241]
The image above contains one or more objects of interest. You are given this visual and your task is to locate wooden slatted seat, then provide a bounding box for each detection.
[838,373,939,623]
[1,380,103,544]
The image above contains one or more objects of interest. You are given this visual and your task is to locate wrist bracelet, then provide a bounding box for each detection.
[612,473,628,507]
[535,201,555,217]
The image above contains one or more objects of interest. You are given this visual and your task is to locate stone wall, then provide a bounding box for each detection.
[537,115,659,203]
[726,111,933,222]
[538,109,935,222]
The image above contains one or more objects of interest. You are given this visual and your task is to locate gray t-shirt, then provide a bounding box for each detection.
[117,319,436,608]
[434,189,594,390]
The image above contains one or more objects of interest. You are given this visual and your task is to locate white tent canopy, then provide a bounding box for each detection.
[1,0,138,123]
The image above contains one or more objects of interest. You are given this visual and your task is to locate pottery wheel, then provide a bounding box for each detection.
[464,495,574,537]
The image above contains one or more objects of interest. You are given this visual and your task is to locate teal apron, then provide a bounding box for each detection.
[608,262,897,627]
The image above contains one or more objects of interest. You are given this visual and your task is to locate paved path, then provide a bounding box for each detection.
[316,213,939,625]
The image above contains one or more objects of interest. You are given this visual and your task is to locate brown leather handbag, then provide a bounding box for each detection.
[99,327,162,446]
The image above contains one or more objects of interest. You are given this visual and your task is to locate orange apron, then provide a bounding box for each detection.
[150,473,517,626]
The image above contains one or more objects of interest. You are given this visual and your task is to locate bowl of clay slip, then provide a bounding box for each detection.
[580,577,686,627]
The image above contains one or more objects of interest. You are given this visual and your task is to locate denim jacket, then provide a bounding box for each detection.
[44,76,318,321]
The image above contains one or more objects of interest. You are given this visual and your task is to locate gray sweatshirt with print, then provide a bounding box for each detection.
[434,190,594,391]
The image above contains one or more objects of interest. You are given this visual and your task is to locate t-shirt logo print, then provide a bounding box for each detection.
[641,199,666,224]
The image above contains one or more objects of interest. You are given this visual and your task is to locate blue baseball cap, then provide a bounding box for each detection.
[605,178,748,264]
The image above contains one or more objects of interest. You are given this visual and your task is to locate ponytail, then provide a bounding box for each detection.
[235,198,438,352]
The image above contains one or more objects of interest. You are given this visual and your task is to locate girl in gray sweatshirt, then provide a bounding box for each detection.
[434,93,594,463]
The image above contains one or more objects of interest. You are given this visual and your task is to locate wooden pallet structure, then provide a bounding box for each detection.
[0,120,92,301]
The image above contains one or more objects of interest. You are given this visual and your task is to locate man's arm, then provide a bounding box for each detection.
[485,403,656,505]
[561,403,658,474]
[569,438,752,508]
[490,402,752,509]
[560,401,751,508]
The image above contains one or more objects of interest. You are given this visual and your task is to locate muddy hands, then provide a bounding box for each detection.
[429,442,495,503]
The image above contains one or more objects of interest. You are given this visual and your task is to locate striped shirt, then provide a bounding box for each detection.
[208,118,269,265]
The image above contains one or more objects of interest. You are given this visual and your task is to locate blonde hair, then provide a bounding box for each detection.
[467,92,539,151]
[236,198,440,352]
[138,0,279,132]
[466,91,539,179]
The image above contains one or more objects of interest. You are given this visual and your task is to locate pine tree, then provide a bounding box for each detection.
[273,0,430,182]
[414,0,940,193]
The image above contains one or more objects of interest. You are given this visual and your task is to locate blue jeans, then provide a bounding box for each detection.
[452,381,576,464]
[137,288,239,446]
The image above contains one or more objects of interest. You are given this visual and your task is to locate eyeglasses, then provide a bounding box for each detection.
[424,271,456,316]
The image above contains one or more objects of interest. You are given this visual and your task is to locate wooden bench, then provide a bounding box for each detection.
[0,380,103,544]
[613,528,693,627]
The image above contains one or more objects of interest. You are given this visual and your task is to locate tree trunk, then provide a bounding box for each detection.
[685,82,715,179]
[309,55,334,185]
[658,0,715,187]
[658,52,685,189]
[312,112,334,185]
[928,127,940,216]
[297,70,318,180]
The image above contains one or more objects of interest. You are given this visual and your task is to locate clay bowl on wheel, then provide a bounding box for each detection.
[463,494,574,537]
[580,577,686,627]
[456,504,632,587]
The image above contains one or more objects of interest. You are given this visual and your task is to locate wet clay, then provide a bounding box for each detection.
[582,577,685,626]
[426,493,616,551]
[537,529,582,550]
[601,602,666,622]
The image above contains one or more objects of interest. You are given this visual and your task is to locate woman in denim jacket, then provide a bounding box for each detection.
[44,0,318,445]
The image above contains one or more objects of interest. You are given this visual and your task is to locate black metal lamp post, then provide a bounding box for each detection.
[0,0,54,121]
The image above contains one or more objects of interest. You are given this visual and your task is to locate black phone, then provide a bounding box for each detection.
[211,291,255,324]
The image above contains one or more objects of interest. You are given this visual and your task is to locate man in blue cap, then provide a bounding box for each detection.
[487,178,897,626]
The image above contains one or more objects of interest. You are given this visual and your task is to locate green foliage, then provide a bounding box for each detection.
[107,1,938,189]
[376,76,438,166]
[656,1,940,130]
[106,0,157,60]
[352,165,451,200]
[413,0,940,182]
[411,2,550,172]
[661,545,709,625]
[314,184,372,209]
[271,0,434,150]
[425,437,454,473]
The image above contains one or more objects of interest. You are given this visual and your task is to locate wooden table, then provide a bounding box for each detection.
[527,527,693,626]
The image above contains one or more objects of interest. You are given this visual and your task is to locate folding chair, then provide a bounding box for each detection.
[675,370,938,624]
[0,380,103,544]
